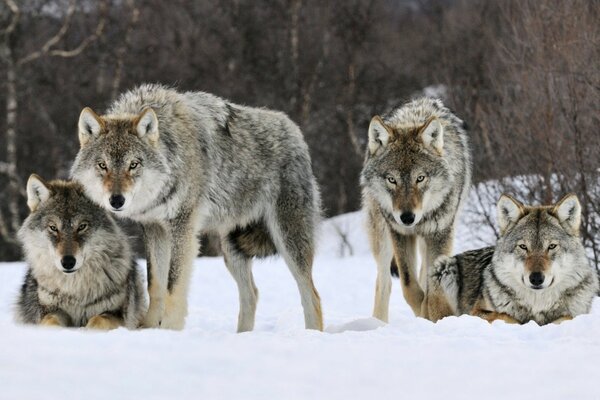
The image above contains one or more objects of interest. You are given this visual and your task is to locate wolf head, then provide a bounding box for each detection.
[494,193,588,291]
[70,107,170,217]
[18,175,118,274]
[361,114,450,228]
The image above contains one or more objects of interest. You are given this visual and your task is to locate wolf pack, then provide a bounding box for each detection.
[14,84,598,331]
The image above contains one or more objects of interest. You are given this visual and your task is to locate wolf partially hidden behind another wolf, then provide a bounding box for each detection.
[16,176,146,329]
[361,98,472,321]
[71,84,323,332]
[427,194,599,325]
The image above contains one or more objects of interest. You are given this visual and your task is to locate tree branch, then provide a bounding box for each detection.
[0,0,19,37]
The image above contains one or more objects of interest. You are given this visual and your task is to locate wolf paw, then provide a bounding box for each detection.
[86,315,121,330]
[40,314,66,328]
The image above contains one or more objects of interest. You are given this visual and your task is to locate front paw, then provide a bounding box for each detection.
[86,315,121,330]
[40,314,66,328]
[142,306,163,328]
[552,316,573,324]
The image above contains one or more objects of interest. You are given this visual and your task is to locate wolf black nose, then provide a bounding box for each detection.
[61,256,76,270]
[400,212,415,225]
[109,194,125,209]
[529,272,545,287]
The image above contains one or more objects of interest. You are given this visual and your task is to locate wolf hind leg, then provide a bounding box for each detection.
[221,235,259,333]
[268,202,323,331]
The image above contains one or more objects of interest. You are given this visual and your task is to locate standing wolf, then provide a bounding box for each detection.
[16,175,146,329]
[427,194,598,325]
[361,97,471,321]
[71,84,323,331]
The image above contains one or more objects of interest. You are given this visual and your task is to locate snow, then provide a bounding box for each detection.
[1,208,599,400]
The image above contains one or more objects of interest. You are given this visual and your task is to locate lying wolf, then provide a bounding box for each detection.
[16,175,146,329]
[71,84,323,331]
[427,193,598,325]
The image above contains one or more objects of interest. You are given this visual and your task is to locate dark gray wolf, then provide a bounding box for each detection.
[71,84,323,331]
[16,175,146,329]
[427,194,599,325]
[361,97,471,320]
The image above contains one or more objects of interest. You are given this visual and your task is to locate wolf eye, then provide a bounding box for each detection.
[129,161,139,170]
[77,223,88,232]
[48,225,58,233]
[98,162,107,170]
[518,244,528,251]
[386,176,396,185]
[416,175,426,183]
[548,244,557,250]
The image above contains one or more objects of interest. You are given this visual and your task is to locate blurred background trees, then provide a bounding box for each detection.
[0,0,598,262]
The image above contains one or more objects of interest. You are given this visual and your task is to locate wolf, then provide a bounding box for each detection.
[16,175,146,329]
[427,193,599,325]
[361,97,471,321]
[71,84,323,331]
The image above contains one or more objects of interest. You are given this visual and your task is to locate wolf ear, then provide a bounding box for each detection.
[135,108,159,143]
[368,116,393,155]
[497,194,525,235]
[420,118,444,154]
[78,107,103,147]
[553,193,581,235]
[26,174,51,212]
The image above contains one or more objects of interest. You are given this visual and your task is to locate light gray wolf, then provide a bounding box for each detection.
[71,84,323,331]
[361,97,471,321]
[16,175,146,329]
[427,193,599,325]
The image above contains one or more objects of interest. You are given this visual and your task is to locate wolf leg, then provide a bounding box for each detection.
[141,223,171,328]
[86,314,122,330]
[390,232,423,316]
[221,237,258,332]
[425,256,459,322]
[421,230,454,317]
[161,212,198,330]
[552,316,573,324]
[367,210,393,322]
[268,202,323,331]
[471,299,520,324]
[40,312,70,327]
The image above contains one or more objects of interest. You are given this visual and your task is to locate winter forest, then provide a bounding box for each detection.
[0,0,598,262]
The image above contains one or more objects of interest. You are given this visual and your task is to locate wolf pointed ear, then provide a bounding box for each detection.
[420,118,444,154]
[135,108,159,143]
[497,194,525,235]
[26,174,51,212]
[368,116,393,155]
[78,107,103,147]
[553,193,581,235]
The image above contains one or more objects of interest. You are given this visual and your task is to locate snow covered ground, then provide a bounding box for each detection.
[1,209,599,400]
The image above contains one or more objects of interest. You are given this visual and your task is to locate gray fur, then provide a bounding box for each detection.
[71,84,323,331]
[16,178,146,329]
[429,197,599,325]
[362,97,471,320]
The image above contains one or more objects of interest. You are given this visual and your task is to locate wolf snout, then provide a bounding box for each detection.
[61,255,77,272]
[529,271,545,288]
[399,212,415,226]
[109,194,126,210]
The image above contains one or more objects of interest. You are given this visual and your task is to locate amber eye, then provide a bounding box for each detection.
[416,175,425,183]
[387,176,396,185]
[48,225,58,233]
[548,244,557,250]
[98,162,107,170]
[518,244,528,251]
[77,223,88,232]
[129,161,139,170]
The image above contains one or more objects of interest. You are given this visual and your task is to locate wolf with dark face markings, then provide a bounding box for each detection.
[427,193,598,325]
[361,97,471,321]
[71,84,323,331]
[16,176,146,329]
